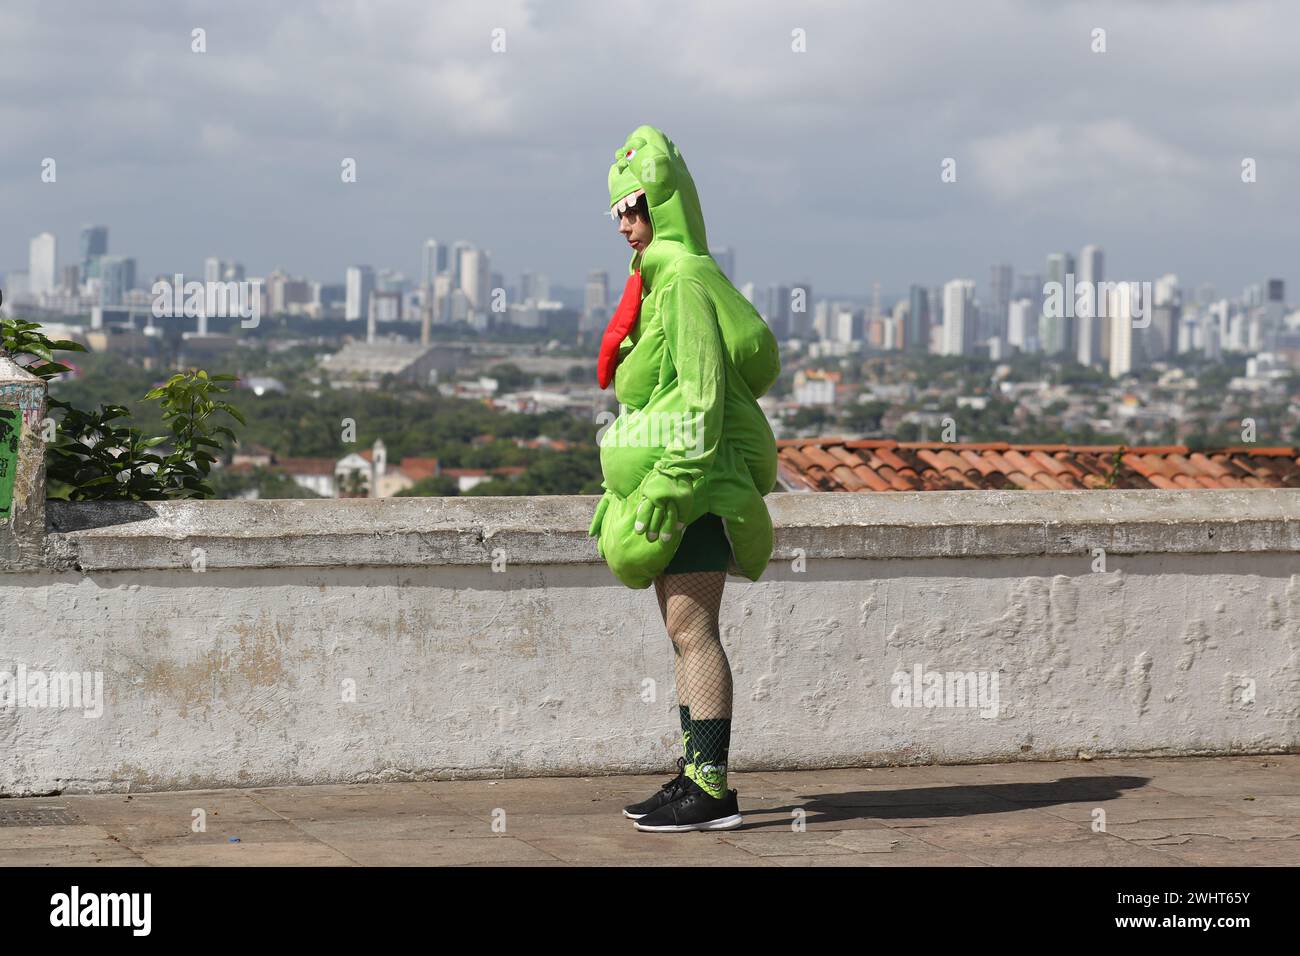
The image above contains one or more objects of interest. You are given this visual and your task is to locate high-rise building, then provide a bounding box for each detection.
[345,266,375,321]
[422,240,447,287]
[1076,244,1104,366]
[988,264,1012,343]
[1043,253,1075,355]
[98,256,136,307]
[460,250,491,313]
[1016,272,1043,312]
[789,283,813,339]
[584,270,609,331]
[1008,298,1035,351]
[1146,273,1181,361]
[29,232,57,296]
[941,280,976,356]
[1107,282,1142,378]
[450,241,473,289]
[80,225,108,281]
[929,284,944,348]
[907,285,930,353]
[764,285,792,339]
[889,299,909,350]
[710,247,735,280]
[829,304,860,344]
[520,272,550,304]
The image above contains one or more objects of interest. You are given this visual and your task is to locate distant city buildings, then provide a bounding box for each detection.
[98,255,136,307]
[583,270,609,334]
[4,220,1297,402]
[28,232,56,296]
[941,279,976,356]
[80,225,108,282]
[345,265,374,321]
[1075,245,1104,367]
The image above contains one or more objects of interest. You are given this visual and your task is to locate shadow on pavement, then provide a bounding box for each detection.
[736,775,1151,830]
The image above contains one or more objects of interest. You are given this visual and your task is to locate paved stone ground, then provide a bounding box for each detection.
[1,755,1297,866]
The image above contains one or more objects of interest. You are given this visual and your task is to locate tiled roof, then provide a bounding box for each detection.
[776,438,1300,492]
[273,457,338,477]
[397,457,440,482]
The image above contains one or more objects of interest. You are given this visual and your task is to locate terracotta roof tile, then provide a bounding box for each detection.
[775,438,1300,493]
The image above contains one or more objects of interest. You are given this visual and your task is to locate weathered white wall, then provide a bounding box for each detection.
[2,489,1298,795]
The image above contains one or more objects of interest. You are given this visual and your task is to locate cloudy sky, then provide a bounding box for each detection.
[3,0,1297,301]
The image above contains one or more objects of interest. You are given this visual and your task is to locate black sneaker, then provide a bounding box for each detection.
[633,777,742,832]
[622,757,691,820]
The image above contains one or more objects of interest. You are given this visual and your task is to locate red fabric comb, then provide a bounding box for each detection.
[597,269,642,389]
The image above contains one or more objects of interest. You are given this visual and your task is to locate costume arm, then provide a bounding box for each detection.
[635,276,725,539]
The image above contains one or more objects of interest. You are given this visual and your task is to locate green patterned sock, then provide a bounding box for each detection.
[679,705,694,776]
[687,718,730,798]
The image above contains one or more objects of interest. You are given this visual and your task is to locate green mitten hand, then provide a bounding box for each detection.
[635,470,693,542]
[588,492,611,538]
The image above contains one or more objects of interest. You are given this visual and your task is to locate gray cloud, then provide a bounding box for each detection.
[3,0,1297,298]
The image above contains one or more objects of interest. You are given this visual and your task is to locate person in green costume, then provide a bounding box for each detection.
[586,125,781,833]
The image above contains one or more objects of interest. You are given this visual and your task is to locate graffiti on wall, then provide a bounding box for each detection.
[0,406,20,522]
[0,382,44,430]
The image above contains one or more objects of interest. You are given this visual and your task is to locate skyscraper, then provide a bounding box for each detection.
[520,272,550,304]
[907,285,930,353]
[789,283,813,339]
[765,285,792,339]
[1147,273,1181,361]
[584,270,609,332]
[98,256,136,306]
[29,233,57,296]
[422,239,447,287]
[1076,245,1104,366]
[941,280,976,356]
[1008,298,1035,351]
[1107,282,1141,379]
[988,264,1012,343]
[345,266,375,321]
[460,250,491,313]
[929,284,944,350]
[80,225,108,281]
[1042,253,1075,355]
[450,241,473,289]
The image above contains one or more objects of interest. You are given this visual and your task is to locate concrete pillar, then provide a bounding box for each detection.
[0,351,48,571]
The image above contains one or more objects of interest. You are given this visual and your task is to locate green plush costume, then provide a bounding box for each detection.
[587,126,781,589]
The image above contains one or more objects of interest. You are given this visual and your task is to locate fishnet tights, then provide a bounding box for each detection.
[653,571,732,722]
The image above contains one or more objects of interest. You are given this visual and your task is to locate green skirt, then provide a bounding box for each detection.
[663,511,732,574]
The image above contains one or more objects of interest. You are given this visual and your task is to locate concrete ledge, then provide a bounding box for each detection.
[5,488,1299,795]
[40,488,1300,573]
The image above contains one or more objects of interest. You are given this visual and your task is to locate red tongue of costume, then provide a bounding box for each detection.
[596,269,642,389]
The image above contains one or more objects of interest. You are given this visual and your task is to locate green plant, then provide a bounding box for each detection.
[1,318,85,382]
[1104,445,1127,489]
[2,317,244,500]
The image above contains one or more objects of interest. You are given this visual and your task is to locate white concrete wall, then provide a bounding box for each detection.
[2,489,1298,795]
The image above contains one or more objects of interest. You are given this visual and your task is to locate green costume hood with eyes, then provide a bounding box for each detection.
[588,125,781,589]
